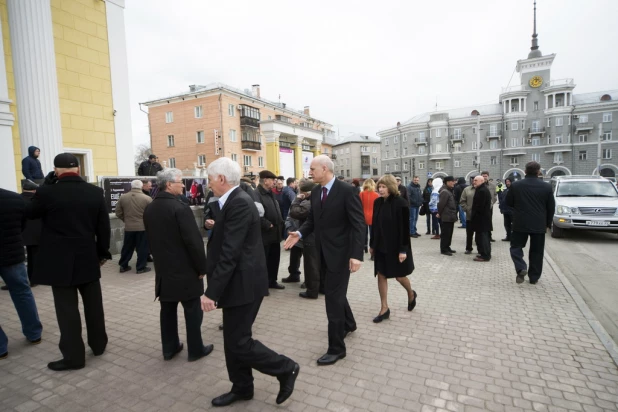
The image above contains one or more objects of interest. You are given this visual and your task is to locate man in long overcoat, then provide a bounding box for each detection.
[470,176,492,262]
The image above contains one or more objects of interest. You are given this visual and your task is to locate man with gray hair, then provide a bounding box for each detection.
[115,180,153,274]
[144,168,213,362]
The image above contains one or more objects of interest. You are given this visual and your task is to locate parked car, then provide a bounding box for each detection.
[550,175,618,238]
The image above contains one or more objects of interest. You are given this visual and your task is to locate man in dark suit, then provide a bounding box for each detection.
[506,161,555,285]
[143,168,214,362]
[29,153,111,371]
[284,155,365,366]
[470,176,492,262]
[21,180,42,287]
[202,158,299,407]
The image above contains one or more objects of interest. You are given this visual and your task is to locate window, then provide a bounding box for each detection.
[453,143,462,152]
[436,129,441,138]
[229,129,237,142]
[490,140,498,149]
[505,123,508,131]
[532,153,540,162]
[435,161,443,169]
[532,120,540,132]
[454,160,461,168]
[490,124,498,135]
[198,155,206,166]
[419,131,425,140]
[346,147,350,154]
[194,106,203,118]
[454,128,462,138]
[385,164,390,172]
[268,115,271,120]
[403,134,408,142]
[167,135,175,147]
[403,162,408,171]
[165,111,173,123]
[393,135,399,144]
[579,135,587,143]
[196,130,204,143]
[394,149,399,158]
[555,117,563,126]
[403,147,408,156]
[521,120,525,129]
[243,155,252,166]
[579,115,588,123]
[579,151,587,161]
[372,146,377,153]
[418,162,425,170]
[418,146,426,154]
[534,101,539,111]
[258,156,264,167]
[511,138,518,147]
[554,153,563,163]
[385,151,389,159]
[228,104,235,116]
[510,156,519,165]
[168,158,176,168]
[373,169,378,175]
[547,118,551,127]
[231,153,238,162]
[472,141,478,150]
[603,132,612,141]
[547,136,551,145]
[512,122,519,131]
[435,144,442,153]
[603,113,612,122]
[532,137,540,146]
[384,138,389,146]
[603,149,612,159]
[555,135,563,144]
[372,157,377,164]
[490,156,497,165]
[346,170,350,177]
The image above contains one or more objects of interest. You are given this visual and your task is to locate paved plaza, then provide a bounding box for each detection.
[1,213,618,412]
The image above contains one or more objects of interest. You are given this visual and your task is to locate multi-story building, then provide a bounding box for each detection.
[331,134,381,179]
[142,83,335,179]
[0,0,134,191]
[378,8,618,186]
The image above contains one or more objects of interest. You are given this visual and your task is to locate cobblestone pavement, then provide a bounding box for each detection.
[2,213,618,412]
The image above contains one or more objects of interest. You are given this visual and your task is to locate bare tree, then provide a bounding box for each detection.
[134,144,152,174]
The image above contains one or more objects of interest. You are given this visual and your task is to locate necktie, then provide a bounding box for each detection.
[321,187,328,205]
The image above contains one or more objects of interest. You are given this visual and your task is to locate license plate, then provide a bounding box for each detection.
[586,221,610,226]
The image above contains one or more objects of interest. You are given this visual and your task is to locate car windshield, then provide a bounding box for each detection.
[556,181,618,197]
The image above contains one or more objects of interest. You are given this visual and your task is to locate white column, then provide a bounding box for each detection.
[7,0,63,175]
[552,94,556,108]
[105,0,134,176]
[520,98,523,112]
[545,95,548,109]
[523,97,527,112]
[0,17,17,191]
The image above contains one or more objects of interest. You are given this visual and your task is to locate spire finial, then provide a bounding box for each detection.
[528,0,542,58]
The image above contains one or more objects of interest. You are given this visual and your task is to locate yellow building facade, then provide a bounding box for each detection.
[0,0,133,191]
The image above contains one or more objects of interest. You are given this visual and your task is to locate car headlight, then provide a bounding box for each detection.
[556,205,580,215]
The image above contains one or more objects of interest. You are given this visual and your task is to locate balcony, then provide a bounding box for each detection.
[415,137,427,145]
[241,140,261,151]
[528,127,546,136]
[240,117,260,128]
[486,130,501,140]
[450,134,464,143]
[330,154,337,160]
[575,122,594,132]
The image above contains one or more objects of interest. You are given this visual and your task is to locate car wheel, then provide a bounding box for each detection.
[551,221,565,238]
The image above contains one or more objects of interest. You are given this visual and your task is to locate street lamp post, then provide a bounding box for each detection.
[397,122,403,178]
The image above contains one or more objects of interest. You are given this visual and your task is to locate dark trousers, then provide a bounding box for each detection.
[51,280,107,365]
[222,297,294,395]
[321,250,356,355]
[431,213,440,235]
[26,245,39,283]
[364,225,372,248]
[503,214,513,240]
[465,221,474,251]
[510,231,545,282]
[440,221,455,252]
[288,246,303,278]
[425,209,432,233]
[119,231,149,271]
[160,297,204,358]
[475,231,491,260]
[263,242,281,285]
[302,243,321,297]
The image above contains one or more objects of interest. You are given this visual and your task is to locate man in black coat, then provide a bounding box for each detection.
[470,176,492,262]
[137,154,163,176]
[0,188,43,359]
[201,158,299,407]
[252,170,285,289]
[29,153,111,371]
[22,146,44,180]
[285,155,365,366]
[395,176,409,204]
[453,177,468,228]
[143,168,214,362]
[506,161,555,285]
[21,180,42,286]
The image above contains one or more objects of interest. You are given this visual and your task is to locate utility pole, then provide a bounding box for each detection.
[597,124,602,175]
[397,121,403,179]
[476,114,481,173]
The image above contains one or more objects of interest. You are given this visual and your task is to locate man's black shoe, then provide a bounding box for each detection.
[119,266,131,273]
[441,251,453,256]
[0,351,7,359]
[281,276,300,283]
[300,282,306,289]
[529,280,538,285]
[458,226,466,229]
[317,352,346,366]
[299,292,318,299]
[188,344,214,362]
[490,239,496,242]
[29,337,42,345]
[163,342,184,361]
[211,392,253,407]
[516,270,527,284]
[218,323,224,330]
[136,267,152,274]
[344,326,357,338]
[269,282,285,290]
[48,359,85,371]
[411,234,420,238]
[318,289,325,295]
[502,238,510,242]
[449,249,457,253]
[276,363,300,404]
[464,250,472,255]
[1,285,9,290]
[147,255,154,262]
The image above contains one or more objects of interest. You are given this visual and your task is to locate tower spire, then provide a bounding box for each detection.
[528,0,542,58]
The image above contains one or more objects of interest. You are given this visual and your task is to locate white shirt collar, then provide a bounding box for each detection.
[323,176,336,193]
[218,185,239,208]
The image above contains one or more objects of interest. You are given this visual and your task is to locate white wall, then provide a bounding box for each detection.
[279,148,294,179]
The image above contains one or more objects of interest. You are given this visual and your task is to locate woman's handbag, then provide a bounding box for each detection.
[419,204,426,216]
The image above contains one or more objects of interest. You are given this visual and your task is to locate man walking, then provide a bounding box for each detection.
[22,146,44,180]
[459,182,476,255]
[481,171,497,242]
[498,178,514,241]
[453,177,468,228]
[143,168,214,362]
[437,176,457,255]
[284,155,365,366]
[470,176,492,262]
[116,180,153,274]
[137,154,163,176]
[29,153,111,371]
[506,162,555,284]
[395,176,409,204]
[253,170,285,290]
[407,176,423,237]
[202,158,299,407]
[0,188,43,359]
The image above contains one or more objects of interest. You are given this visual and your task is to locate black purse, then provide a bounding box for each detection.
[419,204,426,216]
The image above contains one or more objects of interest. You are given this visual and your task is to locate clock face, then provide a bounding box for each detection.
[529,75,543,88]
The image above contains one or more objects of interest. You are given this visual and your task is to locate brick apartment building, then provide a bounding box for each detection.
[141,83,335,178]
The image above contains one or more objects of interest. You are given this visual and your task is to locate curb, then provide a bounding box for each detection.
[544,251,618,367]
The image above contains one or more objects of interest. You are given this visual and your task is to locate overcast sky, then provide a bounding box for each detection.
[124,0,618,147]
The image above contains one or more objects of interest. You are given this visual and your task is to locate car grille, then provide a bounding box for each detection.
[578,207,617,216]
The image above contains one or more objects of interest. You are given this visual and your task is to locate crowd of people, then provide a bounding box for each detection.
[0,145,556,408]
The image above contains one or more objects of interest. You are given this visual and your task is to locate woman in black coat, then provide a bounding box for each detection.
[370,175,417,323]
[422,178,433,235]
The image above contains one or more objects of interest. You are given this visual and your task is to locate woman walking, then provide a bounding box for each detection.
[422,179,433,235]
[370,175,416,323]
[359,179,379,255]
[428,178,442,239]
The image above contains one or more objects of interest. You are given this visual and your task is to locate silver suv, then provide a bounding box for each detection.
[550,175,618,238]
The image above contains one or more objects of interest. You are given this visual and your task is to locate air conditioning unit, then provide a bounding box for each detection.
[526,138,532,143]
[237,105,243,110]
[573,115,579,119]
[244,166,249,172]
